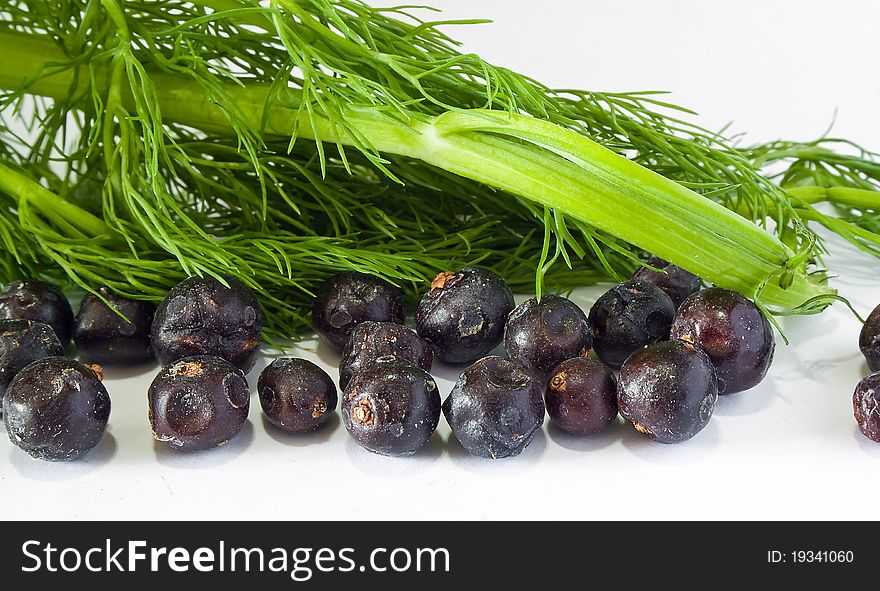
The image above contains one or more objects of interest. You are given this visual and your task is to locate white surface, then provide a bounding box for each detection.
[2,1,880,521]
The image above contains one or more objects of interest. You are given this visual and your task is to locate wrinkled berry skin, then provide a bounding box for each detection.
[588,279,676,369]
[860,305,880,373]
[670,288,775,395]
[312,272,405,351]
[546,357,617,435]
[4,357,110,461]
[443,356,545,459]
[339,321,433,391]
[342,357,440,457]
[74,287,156,365]
[416,267,514,364]
[854,372,880,443]
[0,320,65,401]
[618,340,718,444]
[505,295,592,376]
[151,276,263,371]
[0,280,73,346]
[149,355,250,451]
[632,257,701,309]
[258,358,337,433]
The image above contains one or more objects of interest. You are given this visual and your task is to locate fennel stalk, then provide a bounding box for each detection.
[1,0,876,338]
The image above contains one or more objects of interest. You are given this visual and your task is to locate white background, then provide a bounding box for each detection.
[2,0,879,521]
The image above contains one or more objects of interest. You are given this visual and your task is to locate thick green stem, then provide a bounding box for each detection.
[788,186,880,211]
[0,162,114,238]
[0,30,832,309]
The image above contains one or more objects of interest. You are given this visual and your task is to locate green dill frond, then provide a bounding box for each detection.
[747,138,880,256]
[0,0,876,339]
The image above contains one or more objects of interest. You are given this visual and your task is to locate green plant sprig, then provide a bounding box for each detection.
[747,138,880,256]
[0,0,876,340]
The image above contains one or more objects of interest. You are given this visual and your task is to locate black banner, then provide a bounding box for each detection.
[0,522,872,588]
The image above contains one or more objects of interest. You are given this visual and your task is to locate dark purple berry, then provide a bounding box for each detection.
[258,358,337,433]
[416,267,514,364]
[588,279,676,369]
[632,257,701,309]
[504,295,592,376]
[312,272,405,351]
[148,355,250,451]
[151,276,263,371]
[73,287,156,365]
[854,372,880,443]
[339,321,433,391]
[443,356,545,459]
[860,305,880,373]
[0,280,73,346]
[3,357,110,461]
[618,340,718,444]
[342,357,440,457]
[0,320,65,402]
[546,357,617,435]
[670,288,775,395]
